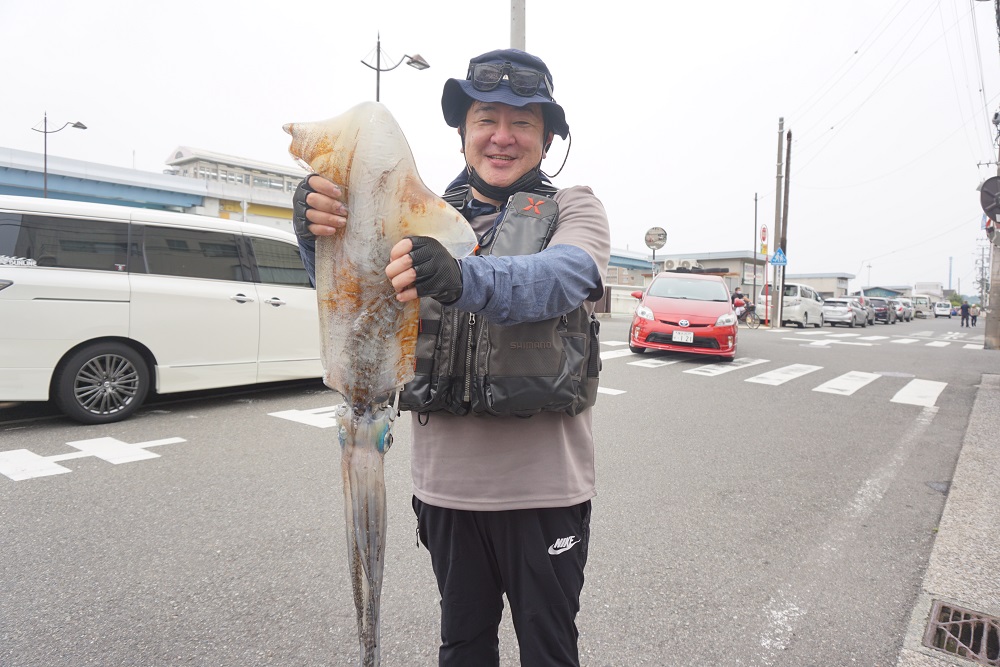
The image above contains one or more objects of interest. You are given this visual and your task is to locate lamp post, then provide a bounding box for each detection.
[360,34,430,102]
[31,112,87,198]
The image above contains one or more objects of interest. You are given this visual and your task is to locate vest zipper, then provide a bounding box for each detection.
[462,313,476,403]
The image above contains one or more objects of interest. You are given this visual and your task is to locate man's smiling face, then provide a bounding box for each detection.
[463,101,550,204]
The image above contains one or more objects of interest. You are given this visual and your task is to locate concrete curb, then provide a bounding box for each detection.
[897,374,1000,665]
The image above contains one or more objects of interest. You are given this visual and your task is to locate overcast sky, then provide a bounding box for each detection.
[2,0,998,294]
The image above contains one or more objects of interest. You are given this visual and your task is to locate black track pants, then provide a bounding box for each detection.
[413,497,591,667]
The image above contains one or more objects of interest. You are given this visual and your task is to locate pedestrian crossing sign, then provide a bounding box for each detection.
[770,248,787,266]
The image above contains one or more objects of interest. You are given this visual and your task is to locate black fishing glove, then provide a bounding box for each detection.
[292,176,317,241]
[409,236,463,305]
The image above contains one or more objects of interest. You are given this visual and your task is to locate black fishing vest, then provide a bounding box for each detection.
[397,186,601,418]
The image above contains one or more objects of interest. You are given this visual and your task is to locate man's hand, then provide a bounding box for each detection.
[292,175,349,240]
[386,236,463,304]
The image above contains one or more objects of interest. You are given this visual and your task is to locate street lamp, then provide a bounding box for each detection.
[31,112,87,198]
[360,34,430,102]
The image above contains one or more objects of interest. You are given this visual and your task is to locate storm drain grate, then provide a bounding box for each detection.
[922,600,1000,665]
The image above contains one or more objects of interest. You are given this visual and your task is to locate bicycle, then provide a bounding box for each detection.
[737,302,761,329]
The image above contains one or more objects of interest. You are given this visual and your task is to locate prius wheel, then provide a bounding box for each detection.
[629,342,647,354]
[54,342,150,424]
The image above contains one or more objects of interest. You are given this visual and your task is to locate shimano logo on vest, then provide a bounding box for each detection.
[509,341,554,350]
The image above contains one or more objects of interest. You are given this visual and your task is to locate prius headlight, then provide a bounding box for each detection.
[635,304,654,321]
[716,312,737,326]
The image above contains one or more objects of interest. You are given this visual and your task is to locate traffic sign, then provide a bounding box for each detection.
[761,225,768,244]
[769,248,787,266]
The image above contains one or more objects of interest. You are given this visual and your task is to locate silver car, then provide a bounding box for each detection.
[822,298,868,328]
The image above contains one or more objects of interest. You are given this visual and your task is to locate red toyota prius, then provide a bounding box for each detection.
[628,271,739,360]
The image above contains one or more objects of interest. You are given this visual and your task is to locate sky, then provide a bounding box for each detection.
[2,0,999,295]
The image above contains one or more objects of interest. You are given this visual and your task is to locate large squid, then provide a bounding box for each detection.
[284,102,477,666]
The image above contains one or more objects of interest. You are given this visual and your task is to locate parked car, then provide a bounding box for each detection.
[756,282,825,328]
[629,271,738,360]
[897,298,915,322]
[934,301,953,318]
[888,299,908,323]
[0,195,322,424]
[850,294,877,325]
[869,297,897,324]
[822,298,868,328]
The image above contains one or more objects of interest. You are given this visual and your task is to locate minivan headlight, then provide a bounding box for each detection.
[635,304,654,321]
[716,312,737,326]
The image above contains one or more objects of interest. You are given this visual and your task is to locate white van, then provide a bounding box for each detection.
[0,195,322,424]
[757,282,825,327]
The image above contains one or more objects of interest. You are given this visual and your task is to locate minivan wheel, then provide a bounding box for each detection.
[799,315,808,329]
[54,342,150,424]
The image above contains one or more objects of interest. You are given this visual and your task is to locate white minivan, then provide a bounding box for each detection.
[0,195,322,423]
[757,282,825,327]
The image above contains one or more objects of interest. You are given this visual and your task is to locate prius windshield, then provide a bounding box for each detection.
[648,277,730,301]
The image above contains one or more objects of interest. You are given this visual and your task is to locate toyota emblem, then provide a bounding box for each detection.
[679,319,690,327]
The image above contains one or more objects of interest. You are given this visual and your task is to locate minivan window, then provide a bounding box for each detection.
[140,225,247,282]
[783,284,798,297]
[250,237,312,287]
[0,213,129,271]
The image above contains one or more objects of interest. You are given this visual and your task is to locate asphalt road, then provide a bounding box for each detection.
[1,315,997,666]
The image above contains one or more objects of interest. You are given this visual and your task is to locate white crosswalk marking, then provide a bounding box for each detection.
[628,358,680,368]
[813,371,881,396]
[600,349,637,361]
[911,331,933,337]
[601,341,629,347]
[891,339,919,345]
[790,330,829,336]
[964,343,983,350]
[925,341,950,348]
[891,379,947,407]
[598,386,626,395]
[826,333,862,338]
[857,335,889,341]
[684,357,769,376]
[746,364,822,386]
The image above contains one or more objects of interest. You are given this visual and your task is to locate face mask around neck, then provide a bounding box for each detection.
[467,165,543,204]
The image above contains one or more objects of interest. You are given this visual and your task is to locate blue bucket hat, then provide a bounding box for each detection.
[442,48,569,139]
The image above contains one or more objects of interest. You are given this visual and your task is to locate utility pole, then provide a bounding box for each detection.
[770,118,784,328]
[780,129,792,318]
[511,0,526,50]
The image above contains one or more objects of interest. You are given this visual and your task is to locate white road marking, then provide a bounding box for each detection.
[746,364,823,386]
[269,406,342,428]
[826,332,862,338]
[890,338,919,345]
[925,341,950,347]
[911,330,934,337]
[789,330,829,336]
[856,335,888,341]
[964,343,983,349]
[601,340,629,347]
[891,379,948,407]
[600,348,637,361]
[0,437,187,481]
[684,357,769,376]
[628,358,681,368]
[598,386,626,395]
[812,371,881,396]
[783,338,831,346]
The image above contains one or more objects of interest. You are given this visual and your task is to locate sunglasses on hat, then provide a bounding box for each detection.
[467,62,555,100]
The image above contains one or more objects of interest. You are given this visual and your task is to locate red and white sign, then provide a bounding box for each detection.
[761,225,768,244]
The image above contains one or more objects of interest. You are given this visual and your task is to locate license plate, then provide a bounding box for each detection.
[672,330,694,343]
